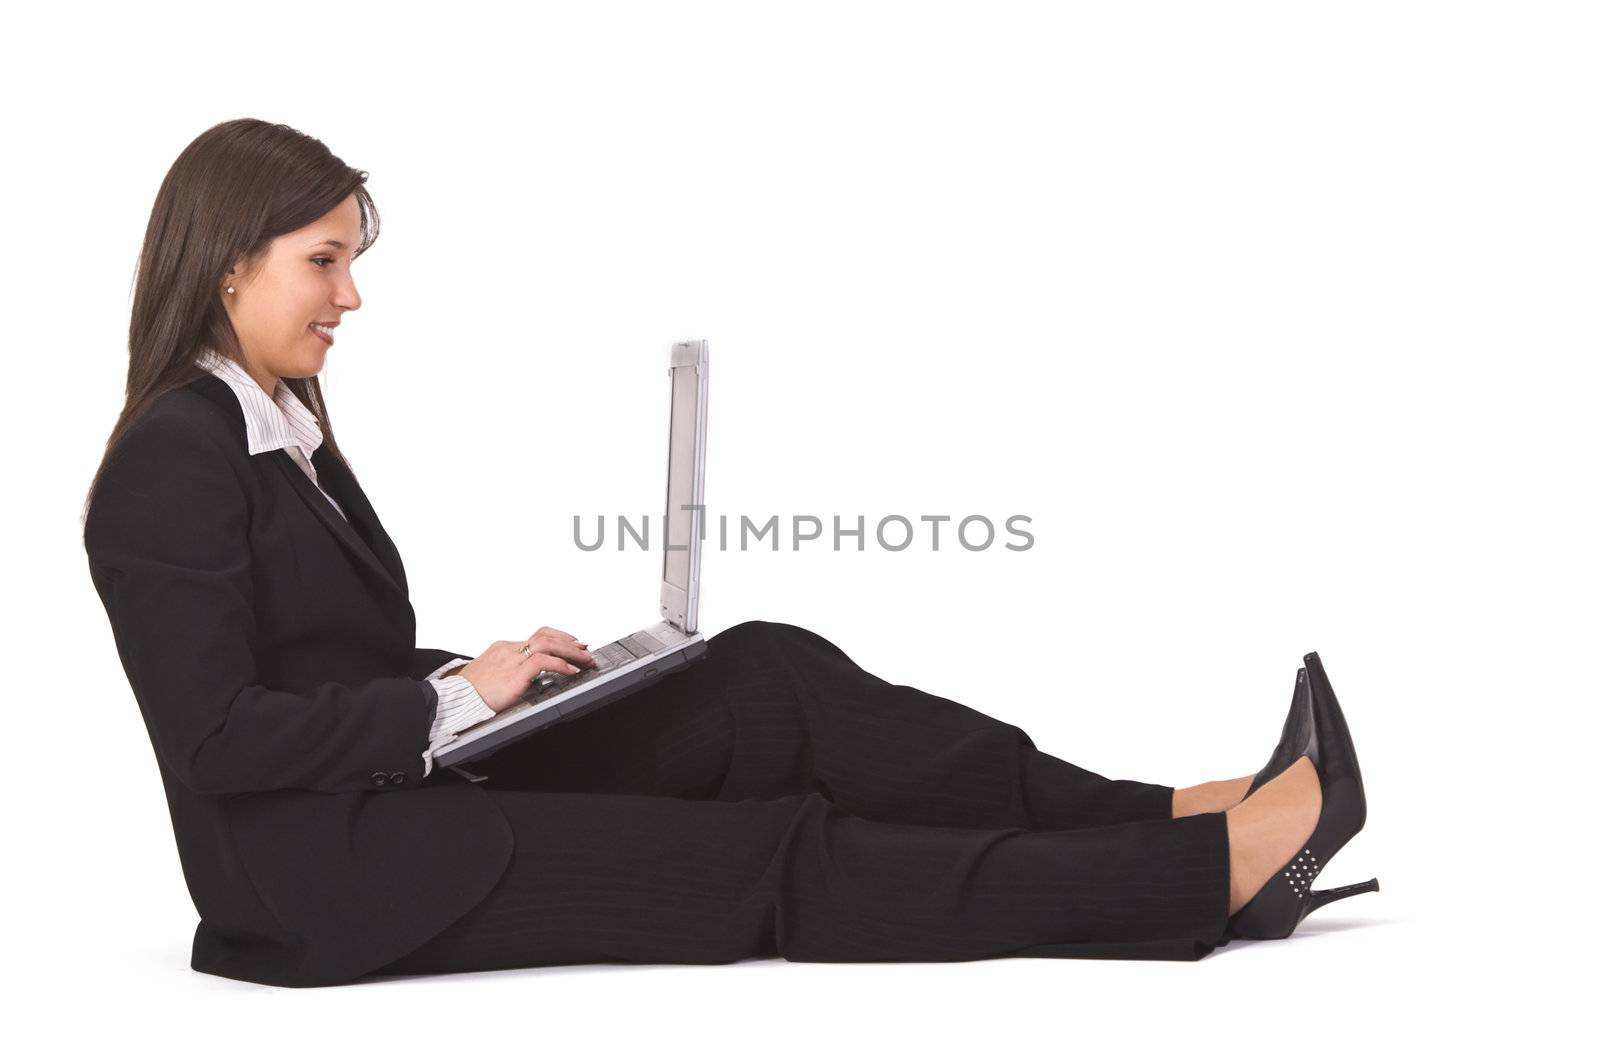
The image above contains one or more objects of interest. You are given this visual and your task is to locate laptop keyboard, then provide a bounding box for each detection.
[521,631,667,703]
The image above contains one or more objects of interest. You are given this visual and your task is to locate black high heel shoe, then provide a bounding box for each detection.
[1244,667,1312,798]
[1226,651,1380,939]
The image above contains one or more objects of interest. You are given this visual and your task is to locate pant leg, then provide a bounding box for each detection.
[372,788,1231,977]
[468,620,1175,831]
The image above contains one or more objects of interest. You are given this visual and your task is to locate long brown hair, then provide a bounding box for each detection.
[81,118,380,531]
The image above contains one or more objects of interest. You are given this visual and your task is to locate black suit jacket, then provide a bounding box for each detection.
[84,373,513,987]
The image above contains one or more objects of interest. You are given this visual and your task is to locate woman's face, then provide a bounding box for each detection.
[221,192,364,394]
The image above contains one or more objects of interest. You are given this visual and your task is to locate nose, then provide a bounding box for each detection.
[334,272,362,313]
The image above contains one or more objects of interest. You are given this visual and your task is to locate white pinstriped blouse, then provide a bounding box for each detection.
[194,349,495,776]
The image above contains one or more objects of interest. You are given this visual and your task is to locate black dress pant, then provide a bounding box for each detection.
[373,621,1231,977]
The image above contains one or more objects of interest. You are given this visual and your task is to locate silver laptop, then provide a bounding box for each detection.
[435,339,710,775]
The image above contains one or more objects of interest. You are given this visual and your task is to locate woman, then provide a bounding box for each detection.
[81,118,1379,989]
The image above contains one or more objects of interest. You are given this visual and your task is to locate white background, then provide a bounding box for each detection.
[4,0,1594,1051]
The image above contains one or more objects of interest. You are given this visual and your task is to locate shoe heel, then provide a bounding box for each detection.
[1307,877,1380,916]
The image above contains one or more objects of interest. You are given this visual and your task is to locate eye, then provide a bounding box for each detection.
[312,257,335,268]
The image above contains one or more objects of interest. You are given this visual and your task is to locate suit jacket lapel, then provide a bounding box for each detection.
[188,373,410,605]
[268,451,408,602]
[309,445,411,598]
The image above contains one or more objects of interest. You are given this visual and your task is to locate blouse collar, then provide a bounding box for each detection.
[194,347,325,460]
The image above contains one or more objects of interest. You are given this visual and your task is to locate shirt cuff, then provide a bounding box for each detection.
[423,656,473,681]
[421,674,496,778]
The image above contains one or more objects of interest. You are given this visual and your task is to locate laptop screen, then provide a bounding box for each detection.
[661,341,707,620]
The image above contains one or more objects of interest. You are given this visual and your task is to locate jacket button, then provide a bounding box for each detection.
[370,771,388,787]
[389,771,406,785]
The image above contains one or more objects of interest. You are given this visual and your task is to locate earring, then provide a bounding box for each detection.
[225,286,235,294]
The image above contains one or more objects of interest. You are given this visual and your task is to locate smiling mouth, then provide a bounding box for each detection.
[309,323,335,345]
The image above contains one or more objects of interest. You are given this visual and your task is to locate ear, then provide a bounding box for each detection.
[222,248,264,293]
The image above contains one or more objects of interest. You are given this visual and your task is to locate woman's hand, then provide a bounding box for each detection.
[460,627,597,714]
